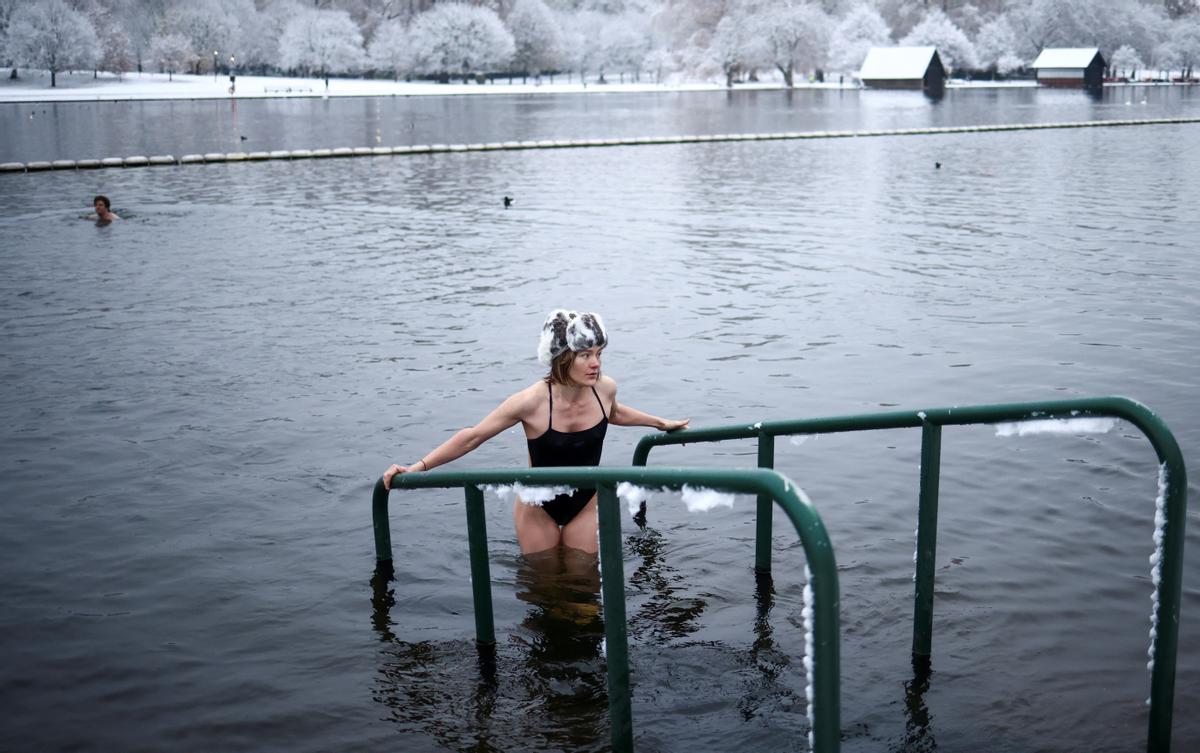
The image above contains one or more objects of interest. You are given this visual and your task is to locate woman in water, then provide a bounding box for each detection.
[384,310,689,554]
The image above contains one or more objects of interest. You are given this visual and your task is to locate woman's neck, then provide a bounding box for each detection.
[553,381,588,404]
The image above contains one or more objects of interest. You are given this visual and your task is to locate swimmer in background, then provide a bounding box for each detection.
[88,195,120,224]
[384,310,689,555]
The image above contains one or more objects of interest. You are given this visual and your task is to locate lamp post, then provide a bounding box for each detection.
[213,50,218,81]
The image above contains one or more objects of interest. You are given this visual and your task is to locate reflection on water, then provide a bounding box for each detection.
[511,548,608,749]
[370,549,610,752]
[627,527,708,643]
[896,656,937,753]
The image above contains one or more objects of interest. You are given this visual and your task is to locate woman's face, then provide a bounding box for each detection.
[568,347,602,385]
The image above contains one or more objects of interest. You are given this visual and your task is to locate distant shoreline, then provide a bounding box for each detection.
[4,69,1186,105]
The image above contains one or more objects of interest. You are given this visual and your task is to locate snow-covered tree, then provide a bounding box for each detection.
[98,19,133,76]
[0,0,23,73]
[1166,15,1200,77]
[708,11,760,87]
[642,46,675,82]
[600,13,650,81]
[873,0,927,40]
[148,31,192,80]
[367,19,408,79]
[828,4,891,74]
[7,0,99,86]
[252,0,303,73]
[74,0,133,77]
[103,0,170,74]
[755,1,831,86]
[901,9,977,72]
[557,9,605,82]
[161,0,239,74]
[1164,0,1199,19]
[407,3,514,80]
[1109,44,1144,78]
[1009,0,1168,63]
[507,0,563,79]
[219,0,271,71]
[278,8,366,77]
[973,15,1023,74]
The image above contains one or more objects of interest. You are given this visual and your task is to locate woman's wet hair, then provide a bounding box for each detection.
[545,349,577,385]
[94,195,111,210]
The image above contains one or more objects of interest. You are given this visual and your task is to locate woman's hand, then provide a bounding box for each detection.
[383,462,423,490]
[659,418,690,432]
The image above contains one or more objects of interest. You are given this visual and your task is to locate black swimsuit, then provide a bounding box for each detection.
[526,382,609,526]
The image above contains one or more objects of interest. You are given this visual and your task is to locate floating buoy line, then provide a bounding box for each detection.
[2,117,1198,173]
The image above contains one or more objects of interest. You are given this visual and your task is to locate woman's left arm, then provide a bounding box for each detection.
[607,379,689,431]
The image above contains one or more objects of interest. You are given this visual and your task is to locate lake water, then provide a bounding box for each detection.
[1,87,1198,753]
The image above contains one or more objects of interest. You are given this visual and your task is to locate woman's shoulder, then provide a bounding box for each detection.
[596,374,618,396]
[508,380,549,405]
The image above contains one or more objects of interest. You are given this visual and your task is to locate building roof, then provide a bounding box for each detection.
[858,47,939,80]
[1031,48,1103,69]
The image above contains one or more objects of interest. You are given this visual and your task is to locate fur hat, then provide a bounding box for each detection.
[537,309,607,365]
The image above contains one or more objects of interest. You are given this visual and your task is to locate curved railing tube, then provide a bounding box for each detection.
[374,466,841,753]
[631,396,1187,753]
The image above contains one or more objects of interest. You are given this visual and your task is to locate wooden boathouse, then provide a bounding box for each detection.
[1031,48,1107,88]
[858,47,946,92]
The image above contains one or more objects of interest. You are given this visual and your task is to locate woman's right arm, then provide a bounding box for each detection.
[383,390,529,489]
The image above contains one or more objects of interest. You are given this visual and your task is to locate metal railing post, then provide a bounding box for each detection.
[912,421,942,660]
[756,432,775,573]
[372,477,394,566]
[598,482,634,753]
[464,484,496,645]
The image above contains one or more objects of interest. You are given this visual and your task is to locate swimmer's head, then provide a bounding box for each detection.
[94,195,111,211]
[537,309,607,367]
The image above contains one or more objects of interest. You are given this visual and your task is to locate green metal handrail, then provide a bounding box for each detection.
[373,466,841,753]
[631,395,1187,753]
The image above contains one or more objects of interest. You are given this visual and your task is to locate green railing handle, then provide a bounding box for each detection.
[631,396,1187,753]
[374,465,841,753]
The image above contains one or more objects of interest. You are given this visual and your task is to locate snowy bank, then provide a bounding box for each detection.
[6,69,1137,104]
[0,70,854,104]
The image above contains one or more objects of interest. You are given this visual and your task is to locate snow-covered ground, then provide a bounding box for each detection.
[0,69,1070,104]
[0,69,850,103]
[3,68,1185,104]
